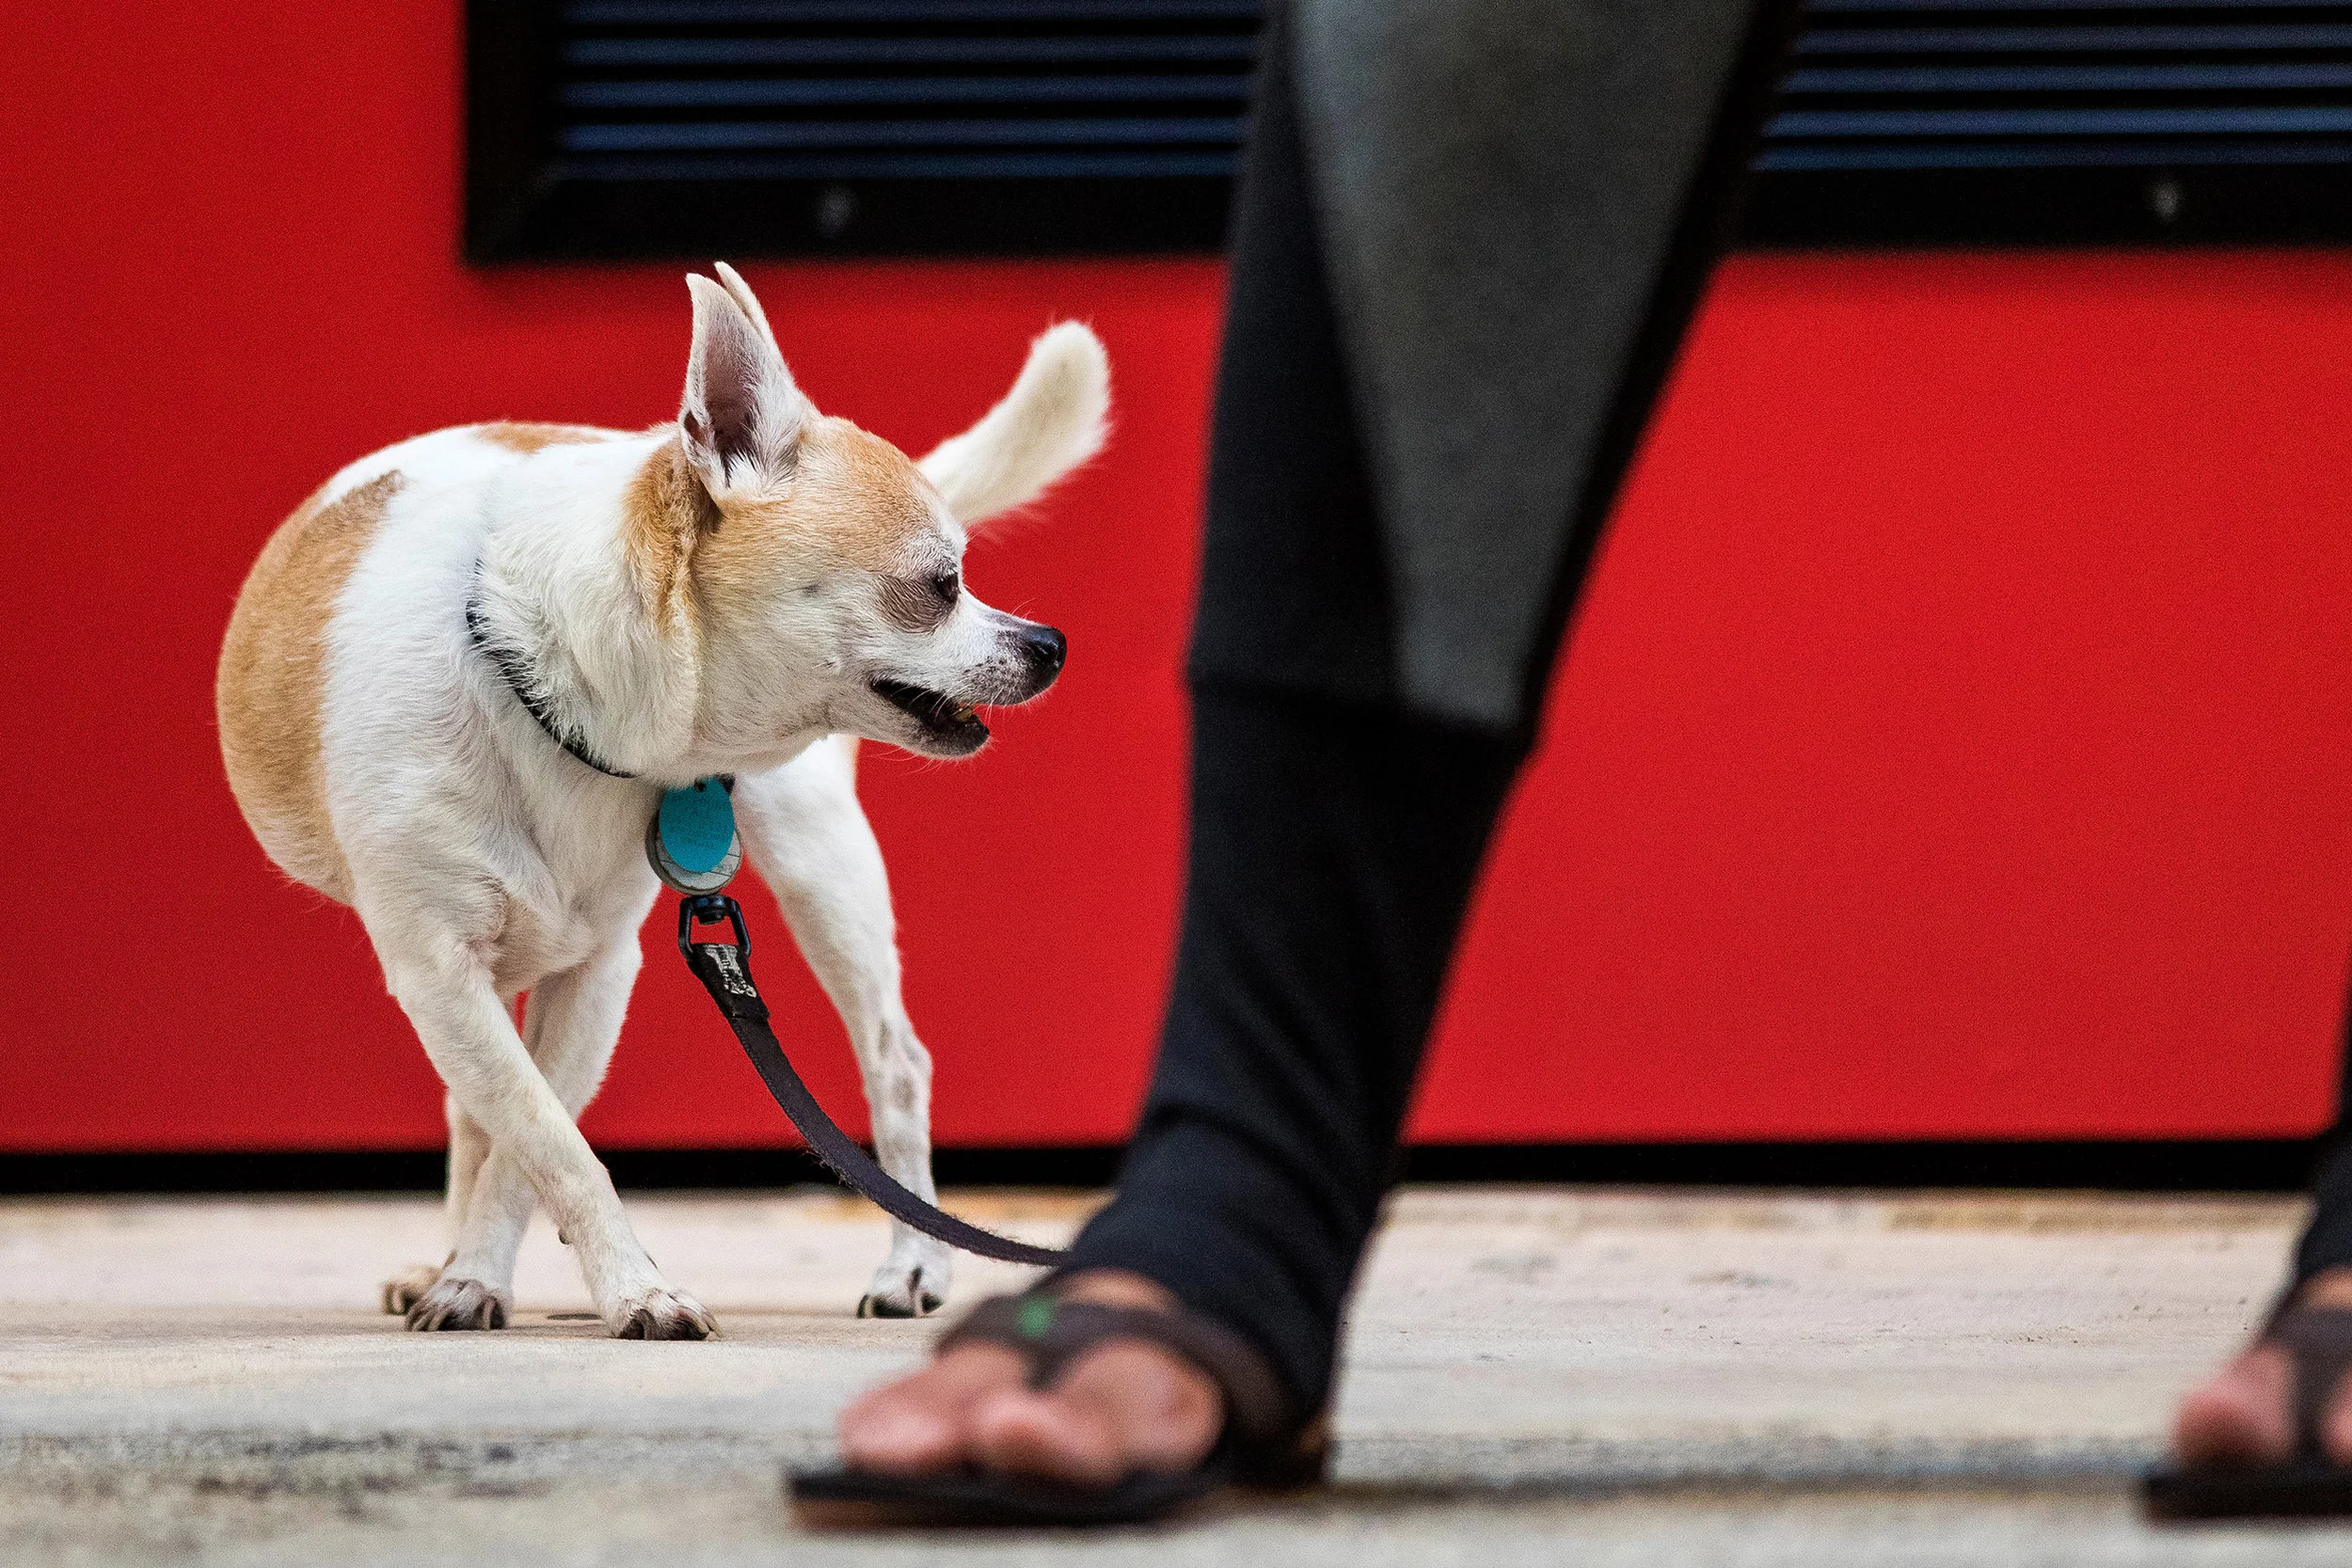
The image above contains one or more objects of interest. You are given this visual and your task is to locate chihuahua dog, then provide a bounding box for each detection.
[216,266,1107,1336]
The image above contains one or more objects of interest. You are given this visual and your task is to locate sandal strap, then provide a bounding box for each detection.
[937,1292,1300,1454]
[2265,1306,2352,1458]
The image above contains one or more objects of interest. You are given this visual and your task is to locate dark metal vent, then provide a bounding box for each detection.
[1751,0,2352,243]
[469,0,1259,257]
[469,0,2352,260]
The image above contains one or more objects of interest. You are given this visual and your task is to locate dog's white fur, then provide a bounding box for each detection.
[216,268,1107,1333]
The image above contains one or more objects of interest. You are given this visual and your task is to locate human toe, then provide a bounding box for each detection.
[838,1343,1025,1475]
[1055,1338,1224,1473]
[2173,1344,2294,1466]
[962,1338,1223,1485]
[967,1386,1130,1486]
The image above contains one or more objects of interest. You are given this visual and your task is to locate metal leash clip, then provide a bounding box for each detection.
[677,894,750,963]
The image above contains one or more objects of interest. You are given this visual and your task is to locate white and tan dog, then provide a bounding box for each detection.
[216,265,1106,1336]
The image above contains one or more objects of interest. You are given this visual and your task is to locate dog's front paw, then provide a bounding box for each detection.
[381,1262,444,1316]
[610,1286,718,1340]
[404,1276,512,1332]
[857,1251,950,1319]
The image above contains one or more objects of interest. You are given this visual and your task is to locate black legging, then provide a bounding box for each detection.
[2295,1021,2352,1287]
[1058,0,1804,1420]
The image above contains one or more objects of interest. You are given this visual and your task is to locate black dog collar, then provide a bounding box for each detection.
[464,591,639,780]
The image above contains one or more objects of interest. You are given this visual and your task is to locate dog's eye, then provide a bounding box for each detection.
[930,570,960,604]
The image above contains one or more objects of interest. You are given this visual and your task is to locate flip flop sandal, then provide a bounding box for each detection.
[2145,1304,2352,1519]
[790,1291,1328,1528]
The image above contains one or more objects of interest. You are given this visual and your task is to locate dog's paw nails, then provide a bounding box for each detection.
[612,1288,717,1340]
[860,1258,949,1318]
[381,1263,445,1316]
[403,1276,511,1332]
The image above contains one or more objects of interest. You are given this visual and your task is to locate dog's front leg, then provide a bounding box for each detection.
[382,942,714,1338]
[734,741,954,1316]
[403,941,675,1332]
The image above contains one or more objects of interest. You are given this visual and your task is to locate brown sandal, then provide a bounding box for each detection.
[2145,1304,2352,1519]
[791,1291,1328,1527]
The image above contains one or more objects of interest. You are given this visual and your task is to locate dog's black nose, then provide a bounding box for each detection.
[1021,624,1068,678]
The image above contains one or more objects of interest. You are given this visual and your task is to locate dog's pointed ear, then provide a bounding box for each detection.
[712,261,781,356]
[918,322,1109,529]
[680,272,808,504]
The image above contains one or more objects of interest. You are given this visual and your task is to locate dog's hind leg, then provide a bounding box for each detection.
[383,934,713,1339]
[734,739,954,1317]
[379,1094,490,1315]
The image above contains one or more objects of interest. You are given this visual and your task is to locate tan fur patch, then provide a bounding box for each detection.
[475,422,621,453]
[216,472,404,904]
[621,436,721,636]
[692,418,944,623]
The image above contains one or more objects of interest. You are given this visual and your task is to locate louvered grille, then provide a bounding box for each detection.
[469,0,2352,258]
[551,0,1259,183]
[1769,1,2352,170]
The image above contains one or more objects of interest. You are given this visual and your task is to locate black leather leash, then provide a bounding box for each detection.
[469,582,1067,1269]
[676,895,1070,1268]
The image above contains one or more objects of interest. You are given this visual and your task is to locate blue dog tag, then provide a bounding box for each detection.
[647,777,741,893]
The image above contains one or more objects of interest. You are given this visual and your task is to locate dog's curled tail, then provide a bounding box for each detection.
[918,322,1110,528]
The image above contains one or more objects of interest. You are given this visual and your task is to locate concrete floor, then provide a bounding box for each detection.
[1,1185,2344,1564]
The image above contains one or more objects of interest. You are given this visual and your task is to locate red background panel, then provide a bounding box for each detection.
[3,0,2349,1154]
[1424,252,2352,1141]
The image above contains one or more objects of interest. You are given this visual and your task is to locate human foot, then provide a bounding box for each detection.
[2172,1267,2352,1465]
[837,1271,1226,1485]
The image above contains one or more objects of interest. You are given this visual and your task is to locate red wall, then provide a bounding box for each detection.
[6,0,2351,1154]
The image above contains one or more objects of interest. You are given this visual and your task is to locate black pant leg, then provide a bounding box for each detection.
[1063,0,1804,1422]
[1183,0,1397,711]
[1059,684,1524,1418]
[2293,982,2352,1283]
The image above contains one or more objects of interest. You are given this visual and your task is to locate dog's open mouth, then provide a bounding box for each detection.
[870,677,988,749]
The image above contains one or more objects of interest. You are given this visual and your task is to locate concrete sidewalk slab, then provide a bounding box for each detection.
[0,1186,2338,1564]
